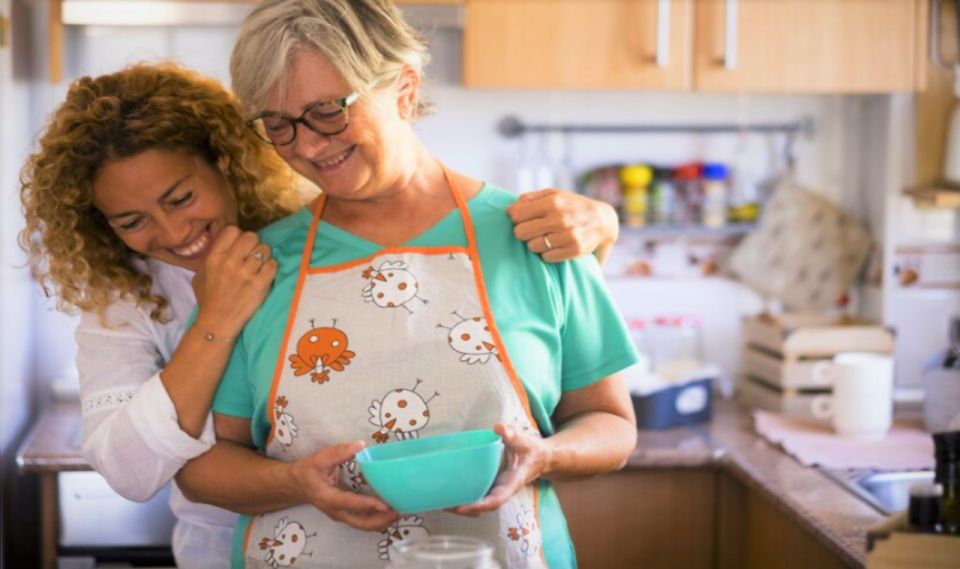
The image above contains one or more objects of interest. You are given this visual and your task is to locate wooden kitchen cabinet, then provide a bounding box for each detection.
[463,0,926,93]
[693,0,927,93]
[554,469,715,569]
[463,0,693,89]
[556,469,855,569]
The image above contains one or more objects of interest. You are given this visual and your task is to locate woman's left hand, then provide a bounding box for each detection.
[449,422,552,516]
[507,188,619,264]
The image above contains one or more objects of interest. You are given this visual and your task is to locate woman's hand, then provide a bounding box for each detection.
[508,189,619,264]
[192,226,277,338]
[449,422,552,517]
[290,441,399,531]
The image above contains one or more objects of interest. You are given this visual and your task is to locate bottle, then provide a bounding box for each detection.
[620,164,653,228]
[673,163,702,226]
[650,315,703,380]
[908,483,942,533]
[649,167,676,226]
[384,535,502,569]
[934,431,960,534]
[701,163,729,228]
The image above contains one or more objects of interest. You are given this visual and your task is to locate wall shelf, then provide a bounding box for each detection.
[621,224,757,240]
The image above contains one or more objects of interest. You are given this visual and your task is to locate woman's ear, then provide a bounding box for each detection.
[395,65,421,120]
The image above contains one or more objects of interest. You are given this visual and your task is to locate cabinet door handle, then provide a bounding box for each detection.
[655,0,671,67]
[721,0,738,70]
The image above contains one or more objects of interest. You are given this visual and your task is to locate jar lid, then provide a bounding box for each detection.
[934,430,960,459]
[702,163,728,180]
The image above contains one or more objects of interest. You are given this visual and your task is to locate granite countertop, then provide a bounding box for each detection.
[21,397,882,566]
[627,398,887,568]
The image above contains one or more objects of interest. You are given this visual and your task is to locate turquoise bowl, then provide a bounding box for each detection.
[356,429,504,514]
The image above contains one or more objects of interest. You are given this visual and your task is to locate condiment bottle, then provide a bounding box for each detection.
[620,164,653,228]
[934,431,960,534]
[673,163,702,226]
[908,482,942,533]
[701,163,729,228]
[649,167,676,226]
[385,535,502,569]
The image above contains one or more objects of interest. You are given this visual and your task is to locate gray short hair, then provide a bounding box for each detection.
[230,0,431,118]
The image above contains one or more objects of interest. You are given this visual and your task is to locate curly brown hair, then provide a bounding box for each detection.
[19,63,304,322]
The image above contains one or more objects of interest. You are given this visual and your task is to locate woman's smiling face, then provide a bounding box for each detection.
[92,148,239,272]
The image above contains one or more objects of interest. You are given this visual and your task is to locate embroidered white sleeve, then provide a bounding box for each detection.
[76,303,214,502]
[81,386,138,414]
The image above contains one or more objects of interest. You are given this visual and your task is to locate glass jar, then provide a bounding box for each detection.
[649,315,703,380]
[385,535,502,569]
[701,163,729,228]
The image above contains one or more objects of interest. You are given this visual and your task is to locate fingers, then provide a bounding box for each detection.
[507,191,561,224]
[209,225,242,256]
[309,440,366,469]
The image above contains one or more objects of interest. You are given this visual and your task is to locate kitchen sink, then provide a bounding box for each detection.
[821,469,934,515]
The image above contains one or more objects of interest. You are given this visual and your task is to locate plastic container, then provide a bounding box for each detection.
[649,316,703,380]
[356,430,503,513]
[385,535,502,569]
[620,164,653,227]
[701,163,729,228]
[631,376,714,430]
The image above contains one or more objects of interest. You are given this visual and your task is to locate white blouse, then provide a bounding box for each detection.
[76,258,236,569]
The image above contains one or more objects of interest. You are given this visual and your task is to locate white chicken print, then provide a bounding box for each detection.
[369,378,439,444]
[437,311,498,364]
[339,459,367,493]
[259,517,314,568]
[273,396,299,449]
[378,515,430,561]
[361,260,427,313]
[507,505,541,559]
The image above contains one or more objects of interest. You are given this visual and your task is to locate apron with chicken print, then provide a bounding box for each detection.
[240,170,548,569]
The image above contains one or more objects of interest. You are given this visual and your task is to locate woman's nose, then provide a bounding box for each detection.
[155,215,191,247]
[291,125,333,159]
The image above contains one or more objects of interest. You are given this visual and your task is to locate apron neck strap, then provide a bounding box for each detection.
[297,163,478,272]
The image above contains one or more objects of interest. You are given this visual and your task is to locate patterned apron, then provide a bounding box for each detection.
[241,170,548,569]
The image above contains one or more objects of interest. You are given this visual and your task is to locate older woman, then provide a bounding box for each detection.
[182,1,639,567]
[19,64,617,568]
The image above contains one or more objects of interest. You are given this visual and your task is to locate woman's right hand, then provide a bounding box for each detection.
[192,226,277,338]
[290,441,399,531]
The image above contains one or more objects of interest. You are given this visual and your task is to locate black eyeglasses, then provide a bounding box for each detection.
[246,92,360,146]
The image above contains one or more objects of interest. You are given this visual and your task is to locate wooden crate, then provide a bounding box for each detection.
[742,313,895,389]
[736,375,827,421]
[743,313,894,359]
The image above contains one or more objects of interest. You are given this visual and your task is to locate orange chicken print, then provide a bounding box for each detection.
[289,319,355,384]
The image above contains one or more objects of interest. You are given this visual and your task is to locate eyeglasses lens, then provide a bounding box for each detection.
[257,100,347,146]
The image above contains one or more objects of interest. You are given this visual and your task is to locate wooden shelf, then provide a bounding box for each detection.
[905,181,960,209]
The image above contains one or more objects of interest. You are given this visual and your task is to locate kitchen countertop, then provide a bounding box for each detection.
[20,398,887,567]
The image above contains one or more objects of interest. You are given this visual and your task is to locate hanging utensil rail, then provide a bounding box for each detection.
[497,115,815,138]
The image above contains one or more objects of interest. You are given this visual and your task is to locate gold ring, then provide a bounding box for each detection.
[543,235,553,251]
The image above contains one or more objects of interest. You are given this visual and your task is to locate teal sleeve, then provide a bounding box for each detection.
[212,335,255,418]
[557,255,639,391]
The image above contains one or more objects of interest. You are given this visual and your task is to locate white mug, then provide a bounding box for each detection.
[809,352,894,440]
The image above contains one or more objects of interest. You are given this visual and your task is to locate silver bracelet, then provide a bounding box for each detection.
[193,322,237,343]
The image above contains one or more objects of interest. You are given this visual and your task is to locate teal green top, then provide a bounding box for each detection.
[214,183,638,569]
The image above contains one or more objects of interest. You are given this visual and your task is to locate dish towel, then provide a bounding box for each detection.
[752,410,935,470]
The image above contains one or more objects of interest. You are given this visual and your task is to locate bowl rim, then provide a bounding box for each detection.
[356,429,503,466]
